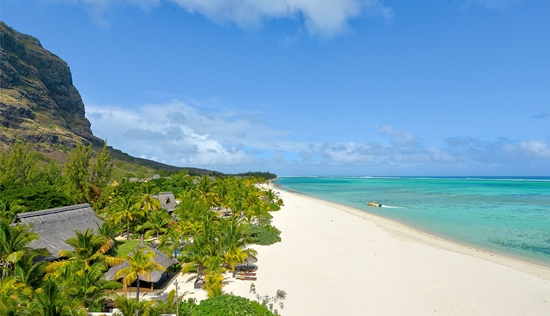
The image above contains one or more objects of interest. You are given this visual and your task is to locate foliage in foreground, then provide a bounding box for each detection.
[187,294,275,316]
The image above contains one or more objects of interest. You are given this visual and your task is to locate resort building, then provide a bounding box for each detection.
[12,203,103,260]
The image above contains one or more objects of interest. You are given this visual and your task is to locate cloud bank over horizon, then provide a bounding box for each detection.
[86,101,550,175]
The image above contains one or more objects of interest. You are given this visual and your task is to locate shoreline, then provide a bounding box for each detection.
[283,188,550,280]
[272,180,550,271]
[224,185,550,315]
[166,184,550,315]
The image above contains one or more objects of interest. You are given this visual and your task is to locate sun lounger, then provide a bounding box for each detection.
[236,271,256,276]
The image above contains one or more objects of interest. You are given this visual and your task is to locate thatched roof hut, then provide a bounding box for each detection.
[152,192,178,212]
[12,203,103,259]
[104,243,178,283]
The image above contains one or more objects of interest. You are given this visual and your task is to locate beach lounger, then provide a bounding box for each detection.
[236,271,256,276]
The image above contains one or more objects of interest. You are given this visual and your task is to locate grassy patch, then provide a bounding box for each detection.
[117,239,141,257]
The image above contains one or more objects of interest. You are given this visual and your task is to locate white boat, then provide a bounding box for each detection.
[367,201,382,207]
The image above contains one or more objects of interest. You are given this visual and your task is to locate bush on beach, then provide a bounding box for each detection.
[247,224,282,245]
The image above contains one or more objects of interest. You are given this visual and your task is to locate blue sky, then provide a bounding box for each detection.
[2,0,549,176]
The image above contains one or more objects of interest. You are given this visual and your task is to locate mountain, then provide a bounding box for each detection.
[0,22,103,151]
[0,22,216,175]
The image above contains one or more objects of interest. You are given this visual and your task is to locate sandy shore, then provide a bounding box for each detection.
[166,188,550,315]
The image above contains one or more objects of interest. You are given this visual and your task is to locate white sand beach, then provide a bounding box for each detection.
[168,188,550,315]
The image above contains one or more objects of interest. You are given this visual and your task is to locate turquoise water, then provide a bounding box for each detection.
[275,177,550,266]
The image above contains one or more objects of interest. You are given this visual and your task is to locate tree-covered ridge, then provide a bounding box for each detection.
[0,143,284,315]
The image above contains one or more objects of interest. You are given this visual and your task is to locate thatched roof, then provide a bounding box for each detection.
[153,192,178,212]
[13,204,103,258]
[104,244,178,283]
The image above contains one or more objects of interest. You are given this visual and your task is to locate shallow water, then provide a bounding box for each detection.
[275,177,550,266]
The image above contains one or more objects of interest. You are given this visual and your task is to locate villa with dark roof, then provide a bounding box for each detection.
[12,203,103,259]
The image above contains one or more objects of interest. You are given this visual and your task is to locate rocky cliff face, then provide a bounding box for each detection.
[0,22,103,151]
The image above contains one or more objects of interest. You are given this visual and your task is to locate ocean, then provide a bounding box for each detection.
[275,176,550,267]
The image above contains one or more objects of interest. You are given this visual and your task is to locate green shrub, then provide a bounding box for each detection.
[247,224,281,245]
[189,294,274,316]
[0,185,70,213]
[178,297,199,315]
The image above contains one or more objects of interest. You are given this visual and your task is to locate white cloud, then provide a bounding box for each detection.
[67,0,392,37]
[170,0,393,37]
[504,139,550,159]
[87,101,550,174]
[375,124,420,147]
[427,146,458,162]
[86,101,262,167]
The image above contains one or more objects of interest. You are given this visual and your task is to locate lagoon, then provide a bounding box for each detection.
[276,176,550,266]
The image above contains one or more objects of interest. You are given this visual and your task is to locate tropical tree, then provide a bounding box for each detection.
[139,209,171,239]
[45,229,123,311]
[114,295,155,316]
[0,276,33,315]
[261,188,279,204]
[64,143,113,205]
[227,199,247,218]
[13,254,47,289]
[0,219,48,280]
[0,141,44,187]
[114,246,165,302]
[137,182,161,213]
[29,279,85,316]
[202,256,228,298]
[219,218,256,273]
[180,236,216,288]
[63,143,94,204]
[48,228,122,271]
[110,194,141,240]
[74,262,122,311]
[150,289,187,315]
[196,176,216,205]
[97,221,123,257]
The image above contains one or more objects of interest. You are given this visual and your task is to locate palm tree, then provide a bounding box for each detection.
[110,194,141,240]
[0,219,48,280]
[114,246,165,302]
[196,175,216,205]
[48,228,123,271]
[114,295,155,316]
[137,182,161,213]
[150,289,186,315]
[139,209,171,239]
[13,254,47,289]
[202,256,229,298]
[219,218,256,272]
[74,262,122,311]
[29,279,85,316]
[227,198,247,218]
[97,221,123,257]
[0,276,33,315]
[261,188,278,204]
[46,229,123,311]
